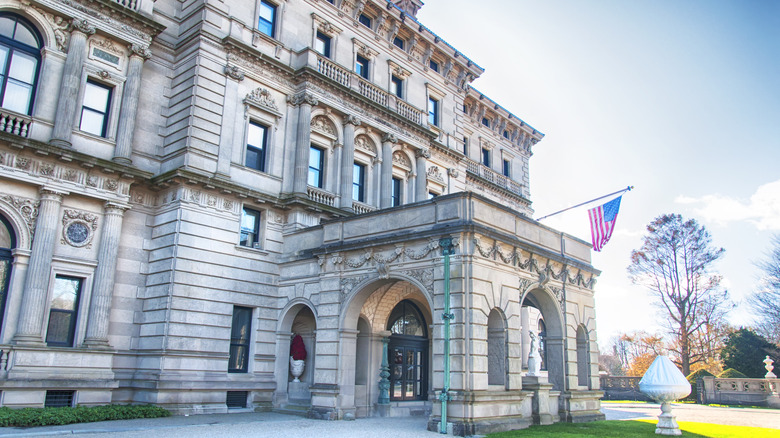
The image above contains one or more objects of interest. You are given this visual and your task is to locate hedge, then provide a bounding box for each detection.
[0,404,170,427]
[718,368,748,378]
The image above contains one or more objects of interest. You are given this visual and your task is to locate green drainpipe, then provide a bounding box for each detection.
[439,237,455,434]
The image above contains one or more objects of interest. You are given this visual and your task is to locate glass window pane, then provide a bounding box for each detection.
[259,2,275,22]
[2,79,31,113]
[0,17,14,38]
[0,218,11,248]
[247,122,266,148]
[50,277,79,311]
[83,82,110,111]
[8,51,36,84]
[245,146,261,170]
[0,46,8,76]
[14,22,39,48]
[79,109,105,136]
[46,310,73,344]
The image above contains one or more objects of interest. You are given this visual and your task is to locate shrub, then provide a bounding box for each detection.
[0,404,170,427]
[718,368,747,378]
[685,369,714,402]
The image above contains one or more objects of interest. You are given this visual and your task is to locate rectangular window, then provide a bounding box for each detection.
[462,136,468,156]
[228,306,252,373]
[353,162,366,202]
[482,117,490,127]
[308,145,324,188]
[429,60,439,72]
[481,147,491,167]
[428,96,439,126]
[79,79,112,137]
[358,14,372,29]
[391,177,402,207]
[258,1,276,38]
[391,75,403,99]
[503,130,510,139]
[45,391,75,408]
[428,192,438,199]
[503,159,511,177]
[315,32,331,58]
[46,275,82,347]
[226,391,248,409]
[355,54,370,79]
[245,121,268,172]
[240,207,261,248]
[393,36,404,50]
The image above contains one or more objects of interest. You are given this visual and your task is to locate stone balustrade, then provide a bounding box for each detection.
[465,158,524,195]
[0,109,31,138]
[352,200,376,215]
[698,377,779,407]
[307,186,335,206]
[599,376,652,401]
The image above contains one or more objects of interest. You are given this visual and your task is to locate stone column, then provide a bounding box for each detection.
[50,20,95,148]
[415,148,430,202]
[291,93,318,196]
[83,202,129,348]
[113,45,152,164]
[14,188,66,345]
[379,134,396,208]
[339,115,360,210]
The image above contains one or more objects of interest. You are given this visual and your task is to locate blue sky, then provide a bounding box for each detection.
[417,0,780,345]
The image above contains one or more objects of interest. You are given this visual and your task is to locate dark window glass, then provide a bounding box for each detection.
[228,306,252,373]
[503,130,509,139]
[391,75,403,98]
[315,32,331,58]
[391,177,401,207]
[226,391,248,408]
[45,391,75,408]
[46,275,82,347]
[245,121,268,172]
[503,159,511,177]
[356,54,370,79]
[387,300,428,401]
[428,97,438,126]
[258,1,276,38]
[0,215,14,332]
[393,36,404,50]
[429,59,439,72]
[481,147,490,167]
[0,14,41,115]
[428,192,437,199]
[462,136,468,156]
[482,117,490,127]
[358,14,372,28]
[79,80,112,137]
[352,162,366,202]
[308,146,324,188]
[240,207,261,248]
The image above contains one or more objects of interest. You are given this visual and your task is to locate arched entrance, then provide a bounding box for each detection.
[0,214,16,332]
[387,300,428,401]
[274,301,317,408]
[521,288,565,392]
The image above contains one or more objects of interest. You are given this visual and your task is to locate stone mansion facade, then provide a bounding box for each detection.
[0,0,604,434]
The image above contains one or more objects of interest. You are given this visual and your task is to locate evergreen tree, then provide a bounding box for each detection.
[720,329,778,378]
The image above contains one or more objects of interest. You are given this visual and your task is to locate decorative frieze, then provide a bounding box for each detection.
[56,0,154,43]
[403,268,434,298]
[311,115,338,137]
[340,275,368,302]
[245,87,279,112]
[61,209,98,248]
[225,51,295,90]
[323,238,454,273]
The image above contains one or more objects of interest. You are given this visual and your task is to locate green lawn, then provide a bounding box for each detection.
[486,420,778,438]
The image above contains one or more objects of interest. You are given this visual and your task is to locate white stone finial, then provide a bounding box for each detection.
[764,355,777,379]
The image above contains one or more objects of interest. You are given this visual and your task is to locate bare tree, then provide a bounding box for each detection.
[749,235,780,344]
[628,214,728,375]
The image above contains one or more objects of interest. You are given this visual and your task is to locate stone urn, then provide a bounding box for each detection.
[639,356,691,436]
[290,356,305,382]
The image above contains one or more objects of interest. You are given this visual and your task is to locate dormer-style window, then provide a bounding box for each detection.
[429,59,439,72]
[257,1,277,38]
[358,14,372,29]
[315,31,332,58]
[393,36,404,50]
[503,130,509,139]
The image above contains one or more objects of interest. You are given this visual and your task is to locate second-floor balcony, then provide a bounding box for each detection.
[0,109,32,138]
[112,0,154,15]
[307,52,424,126]
[465,158,526,198]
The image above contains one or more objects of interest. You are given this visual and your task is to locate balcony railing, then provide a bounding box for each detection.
[307,186,335,207]
[0,109,32,138]
[112,0,153,14]
[465,158,523,194]
[314,53,424,126]
[352,201,376,215]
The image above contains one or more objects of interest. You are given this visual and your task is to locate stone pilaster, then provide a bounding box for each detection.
[13,188,65,345]
[339,115,360,210]
[83,202,129,348]
[379,134,396,208]
[50,20,95,148]
[113,45,151,164]
[291,93,318,195]
[415,148,430,202]
[216,65,245,177]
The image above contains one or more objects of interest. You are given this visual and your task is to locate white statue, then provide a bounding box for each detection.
[527,331,541,376]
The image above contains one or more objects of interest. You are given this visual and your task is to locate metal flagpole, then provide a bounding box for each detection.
[535,186,633,222]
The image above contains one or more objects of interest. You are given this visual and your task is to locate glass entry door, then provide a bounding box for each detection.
[389,337,427,401]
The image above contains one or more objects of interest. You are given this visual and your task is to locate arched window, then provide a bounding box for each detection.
[0,13,42,115]
[577,325,590,387]
[387,300,428,401]
[0,214,16,331]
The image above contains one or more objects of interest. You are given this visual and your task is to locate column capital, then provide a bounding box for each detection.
[39,187,67,200]
[288,92,318,107]
[104,202,131,214]
[343,115,361,127]
[382,133,397,144]
[70,19,96,36]
[129,44,152,60]
[224,64,245,82]
[415,148,431,159]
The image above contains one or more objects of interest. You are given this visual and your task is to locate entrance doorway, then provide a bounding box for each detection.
[387,300,428,401]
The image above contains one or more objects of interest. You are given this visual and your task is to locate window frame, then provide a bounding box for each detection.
[239,206,262,249]
[0,13,43,116]
[393,36,404,50]
[390,75,403,99]
[315,31,332,58]
[352,162,366,202]
[257,0,277,38]
[244,120,269,172]
[481,147,491,168]
[355,54,370,80]
[429,59,439,73]
[503,159,511,177]
[308,145,325,188]
[228,306,253,373]
[45,275,83,347]
[427,96,439,127]
[358,13,372,29]
[391,176,402,207]
[79,78,113,138]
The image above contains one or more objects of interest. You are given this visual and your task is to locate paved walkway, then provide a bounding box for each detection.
[0,403,777,437]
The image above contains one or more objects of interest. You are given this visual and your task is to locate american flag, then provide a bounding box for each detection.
[588,196,622,252]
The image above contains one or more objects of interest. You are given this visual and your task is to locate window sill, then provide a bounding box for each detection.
[235,244,269,256]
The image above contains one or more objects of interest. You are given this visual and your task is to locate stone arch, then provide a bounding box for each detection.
[340,273,433,332]
[274,299,318,406]
[0,3,57,51]
[520,285,565,392]
[0,196,34,250]
[487,308,507,386]
[576,324,590,388]
[310,112,340,142]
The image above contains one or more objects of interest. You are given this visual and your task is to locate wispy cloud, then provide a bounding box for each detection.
[676,179,780,230]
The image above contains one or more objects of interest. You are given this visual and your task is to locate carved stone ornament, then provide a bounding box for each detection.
[447,168,459,178]
[340,275,368,302]
[312,13,342,37]
[288,93,319,107]
[0,194,39,243]
[129,44,152,60]
[355,135,376,155]
[246,88,280,112]
[97,70,111,80]
[427,166,444,182]
[382,133,397,144]
[415,148,431,159]
[71,19,96,36]
[30,6,69,52]
[311,115,337,137]
[61,209,98,248]
[404,268,434,298]
[344,114,361,126]
[392,151,411,169]
[225,65,245,81]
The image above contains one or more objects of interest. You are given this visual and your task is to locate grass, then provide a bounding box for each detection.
[486,420,778,438]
